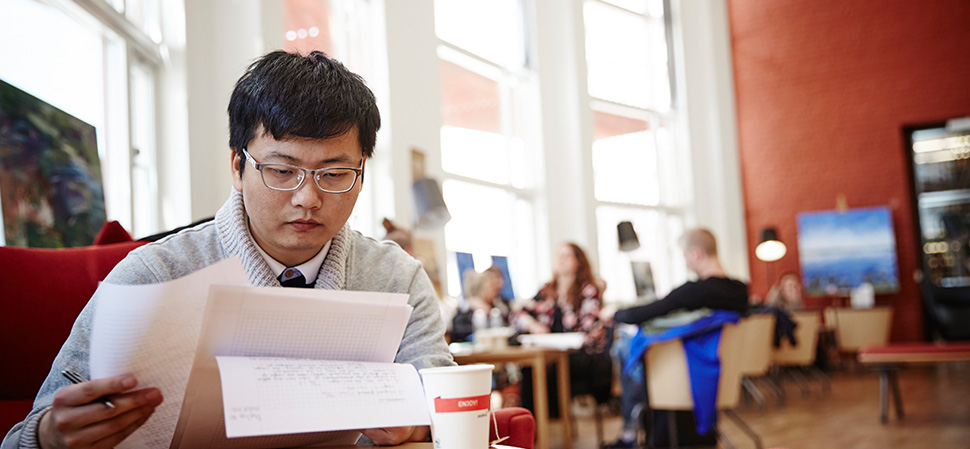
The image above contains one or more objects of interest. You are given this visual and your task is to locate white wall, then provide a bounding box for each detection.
[183,0,282,221]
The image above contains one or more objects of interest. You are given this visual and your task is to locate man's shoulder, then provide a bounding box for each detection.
[343,228,424,291]
[346,228,416,263]
[109,220,225,284]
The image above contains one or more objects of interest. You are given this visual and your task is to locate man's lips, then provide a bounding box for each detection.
[287,219,321,231]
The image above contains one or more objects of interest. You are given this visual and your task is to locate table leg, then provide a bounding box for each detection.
[556,352,573,449]
[878,370,889,424]
[533,354,549,449]
[888,370,904,420]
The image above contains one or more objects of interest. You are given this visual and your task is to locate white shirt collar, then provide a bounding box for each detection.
[254,240,331,285]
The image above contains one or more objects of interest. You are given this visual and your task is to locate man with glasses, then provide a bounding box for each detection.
[3,51,453,449]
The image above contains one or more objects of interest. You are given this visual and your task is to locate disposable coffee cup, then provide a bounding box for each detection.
[419,364,494,449]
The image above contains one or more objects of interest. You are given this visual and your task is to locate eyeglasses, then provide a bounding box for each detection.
[242,148,363,193]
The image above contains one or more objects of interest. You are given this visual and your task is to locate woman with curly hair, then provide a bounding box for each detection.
[516,242,613,417]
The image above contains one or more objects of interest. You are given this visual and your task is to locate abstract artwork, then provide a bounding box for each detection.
[797,206,900,296]
[0,78,105,247]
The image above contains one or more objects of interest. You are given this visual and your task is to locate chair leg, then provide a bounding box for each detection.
[764,376,786,407]
[632,403,648,449]
[667,410,678,449]
[742,377,766,410]
[717,427,737,449]
[723,409,764,449]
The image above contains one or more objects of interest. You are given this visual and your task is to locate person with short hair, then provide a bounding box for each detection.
[2,51,453,449]
[606,228,749,449]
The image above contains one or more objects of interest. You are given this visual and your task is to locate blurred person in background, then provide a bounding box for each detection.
[515,242,613,418]
[765,272,804,311]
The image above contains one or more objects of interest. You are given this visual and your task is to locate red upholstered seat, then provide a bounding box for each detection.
[0,222,145,432]
[490,407,536,449]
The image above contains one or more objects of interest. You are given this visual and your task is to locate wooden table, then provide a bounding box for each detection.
[324,444,431,449]
[452,345,572,449]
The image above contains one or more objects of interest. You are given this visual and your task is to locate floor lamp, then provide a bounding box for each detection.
[755,227,787,292]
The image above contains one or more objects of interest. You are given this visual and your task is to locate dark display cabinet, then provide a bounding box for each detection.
[907,121,970,340]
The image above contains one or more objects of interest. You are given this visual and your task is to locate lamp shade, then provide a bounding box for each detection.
[755,227,787,262]
[412,178,451,229]
[618,221,640,252]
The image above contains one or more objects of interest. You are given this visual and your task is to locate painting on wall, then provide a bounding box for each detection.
[0,78,105,247]
[797,206,900,296]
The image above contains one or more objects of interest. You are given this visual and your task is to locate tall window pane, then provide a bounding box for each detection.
[435,0,537,300]
[434,0,525,68]
[584,1,651,109]
[591,109,657,205]
[586,0,683,302]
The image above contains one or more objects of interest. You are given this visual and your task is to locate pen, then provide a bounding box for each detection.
[61,369,116,409]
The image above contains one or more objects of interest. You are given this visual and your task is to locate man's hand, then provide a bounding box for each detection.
[361,425,430,446]
[38,375,163,449]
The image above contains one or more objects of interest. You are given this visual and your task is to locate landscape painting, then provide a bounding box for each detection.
[797,206,899,296]
[0,78,105,247]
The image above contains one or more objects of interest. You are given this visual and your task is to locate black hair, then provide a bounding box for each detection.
[228,50,380,174]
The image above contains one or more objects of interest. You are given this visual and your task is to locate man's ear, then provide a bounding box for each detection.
[231,150,243,192]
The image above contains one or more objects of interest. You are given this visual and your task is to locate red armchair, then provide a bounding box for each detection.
[490,407,536,449]
[0,222,146,432]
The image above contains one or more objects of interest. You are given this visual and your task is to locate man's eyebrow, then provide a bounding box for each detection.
[263,151,360,166]
[262,150,300,163]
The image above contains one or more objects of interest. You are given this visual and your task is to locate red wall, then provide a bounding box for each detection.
[728,0,970,341]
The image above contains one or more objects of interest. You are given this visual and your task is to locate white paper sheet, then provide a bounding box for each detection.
[170,285,415,449]
[215,357,429,438]
[88,257,251,449]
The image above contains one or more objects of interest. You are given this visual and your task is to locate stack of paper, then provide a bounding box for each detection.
[89,258,430,449]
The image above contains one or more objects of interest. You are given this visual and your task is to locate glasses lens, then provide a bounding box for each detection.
[260,164,305,190]
[314,168,358,192]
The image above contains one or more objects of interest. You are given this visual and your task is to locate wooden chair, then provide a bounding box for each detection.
[643,321,763,449]
[772,311,830,395]
[824,306,893,368]
[738,314,784,409]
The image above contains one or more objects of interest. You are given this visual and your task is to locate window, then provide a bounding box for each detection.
[434,0,540,300]
[585,0,688,303]
[0,0,165,238]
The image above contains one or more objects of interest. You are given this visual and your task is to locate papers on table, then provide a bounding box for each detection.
[516,332,586,350]
[88,258,423,449]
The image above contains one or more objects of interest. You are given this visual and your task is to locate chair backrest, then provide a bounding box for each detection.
[773,311,821,366]
[739,314,776,377]
[772,312,822,366]
[0,240,146,401]
[489,407,535,449]
[645,321,745,411]
[824,306,893,351]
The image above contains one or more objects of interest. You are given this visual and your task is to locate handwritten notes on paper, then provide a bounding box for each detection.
[170,284,417,448]
[215,357,429,438]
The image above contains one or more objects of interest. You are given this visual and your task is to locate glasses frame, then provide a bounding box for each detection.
[241,148,364,194]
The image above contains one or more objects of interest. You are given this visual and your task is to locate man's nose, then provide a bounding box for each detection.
[291,176,324,209]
